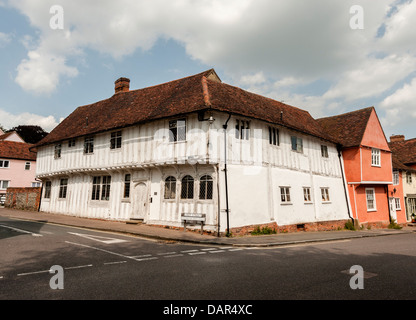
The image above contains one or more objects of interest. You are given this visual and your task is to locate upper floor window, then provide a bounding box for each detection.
[169,119,186,142]
[181,175,194,199]
[84,136,94,154]
[25,162,31,170]
[199,175,213,200]
[321,145,328,158]
[406,172,412,184]
[269,127,279,146]
[393,171,399,185]
[371,148,380,166]
[291,136,303,153]
[236,120,250,140]
[0,180,9,190]
[0,159,10,168]
[44,181,51,199]
[68,139,76,147]
[110,131,122,149]
[164,176,177,200]
[59,178,68,199]
[54,144,62,159]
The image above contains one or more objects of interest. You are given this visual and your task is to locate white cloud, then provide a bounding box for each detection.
[5,0,416,140]
[0,108,59,132]
[379,77,416,128]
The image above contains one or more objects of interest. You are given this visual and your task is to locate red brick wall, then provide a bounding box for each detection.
[5,187,41,211]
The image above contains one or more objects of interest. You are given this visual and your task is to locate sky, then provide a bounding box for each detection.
[0,0,416,141]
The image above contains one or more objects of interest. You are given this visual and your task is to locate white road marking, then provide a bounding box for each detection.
[200,248,217,251]
[180,249,199,253]
[65,264,93,270]
[188,251,207,255]
[0,224,42,237]
[18,269,50,276]
[209,250,226,253]
[104,261,127,265]
[65,241,139,261]
[163,254,184,258]
[68,232,128,244]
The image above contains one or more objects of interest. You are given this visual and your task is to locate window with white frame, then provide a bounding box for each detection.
[164,176,177,200]
[54,144,62,159]
[123,174,131,198]
[371,148,380,166]
[395,198,401,210]
[181,175,194,199]
[0,180,9,190]
[110,131,122,149]
[406,172,412,184]
[84,136,94,154]
[25,162,31,170]
[169,119,186,142]
[303,187,312,202]
[0,159,10,168]
[235,120,250,140]
[291,136,303,153]
[91,176,111,201]
[321,188,330,202]
[280,187,291,203]
[58,178,68,199]
[68,139,76,147]
[44,181,51,199]
[31,182,41,187]
[393,171,399,185]
[321,145,329,158]
[269,127,279,146]
[199,175,213,200]
[366,188,376,211]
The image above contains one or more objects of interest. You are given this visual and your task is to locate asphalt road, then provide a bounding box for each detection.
[0,216,415,303]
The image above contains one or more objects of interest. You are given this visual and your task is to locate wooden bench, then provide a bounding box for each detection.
[181,213,206,234]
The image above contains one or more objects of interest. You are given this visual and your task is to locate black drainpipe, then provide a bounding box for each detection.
[223,114,231,236]
[337,145,354,224]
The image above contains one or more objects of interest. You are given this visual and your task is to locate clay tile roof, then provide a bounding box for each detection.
[316,107,374,148]
[389,138,416,166]
[0,141,37,161]
[34,69,334,148]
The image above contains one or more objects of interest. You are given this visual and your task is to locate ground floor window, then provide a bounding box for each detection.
[321,188,330,202]
[280,187,291,203]
[92,176,111,201]
[199,175,213,200]
[59,179,68,199]
[365,188,376,211]
[181,175,194,199]
[44,181,51,198]
[164,176,177,199]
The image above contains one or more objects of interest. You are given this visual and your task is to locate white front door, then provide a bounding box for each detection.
[132,182,148,220]
[389,198,397,222]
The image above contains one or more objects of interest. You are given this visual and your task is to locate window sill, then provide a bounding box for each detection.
[322,201,331,204]
[304,202,313,205]
[367,209,377,212]
[280,202,293,205]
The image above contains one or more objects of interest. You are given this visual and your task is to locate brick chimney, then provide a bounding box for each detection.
[390,135,405,142]
[114,77,130,94]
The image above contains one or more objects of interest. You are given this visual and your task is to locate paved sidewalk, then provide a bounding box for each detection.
[0,207,414,247]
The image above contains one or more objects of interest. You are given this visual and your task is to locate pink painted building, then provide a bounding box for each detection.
[0,129,38,204]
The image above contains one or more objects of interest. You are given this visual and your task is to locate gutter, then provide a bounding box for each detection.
[337,144,354,224]
[223,113,231,236]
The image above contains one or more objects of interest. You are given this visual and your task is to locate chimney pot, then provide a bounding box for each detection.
[390,134,405,142]
[115,77,130,94]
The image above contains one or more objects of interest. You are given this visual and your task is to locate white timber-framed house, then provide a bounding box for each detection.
[33,69,351,235]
